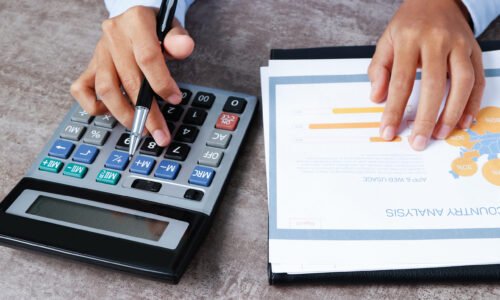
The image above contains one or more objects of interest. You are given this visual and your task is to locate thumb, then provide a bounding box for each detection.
[368,31,393,103]
[163,18,195,60]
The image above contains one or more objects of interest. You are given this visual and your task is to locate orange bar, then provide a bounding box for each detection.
[332,107,384,114]
[309,122,381,129]
[369,136,402,142]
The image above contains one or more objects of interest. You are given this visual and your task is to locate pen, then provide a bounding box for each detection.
[128,0,178,160]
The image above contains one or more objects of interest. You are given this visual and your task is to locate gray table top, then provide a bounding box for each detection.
[1,0,499,299]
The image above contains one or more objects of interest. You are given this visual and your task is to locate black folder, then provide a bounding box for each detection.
[268,41,500,285]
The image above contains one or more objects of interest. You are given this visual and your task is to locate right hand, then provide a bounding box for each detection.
[70,6,195,146]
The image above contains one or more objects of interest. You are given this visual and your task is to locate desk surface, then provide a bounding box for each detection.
[1,0,499,298]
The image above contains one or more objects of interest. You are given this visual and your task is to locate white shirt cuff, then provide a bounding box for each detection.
[104,0,193,27]
[461,0,500,37]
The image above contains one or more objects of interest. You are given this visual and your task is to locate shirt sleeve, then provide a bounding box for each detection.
[461,0,500,36]
[104,0,195,27]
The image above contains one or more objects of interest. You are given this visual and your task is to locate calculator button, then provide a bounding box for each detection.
[48,139,75,159]
[189,166,215,187]
[162,104,184,122]
[192,92,215,108]
[207,129,232,149]
[132,179,162,192]
[130,155,156,175]
[140,137,164,156]
[198,147,224,167]
[39,157,63,173]
[180,88,192,105]
[96,169,121,185]
[83,126,110,146]
[215,113,239,131]
[174,125,199,143]
[184,189,204,201]
[104,150,129,170]
[94,114,117,129]
[60,123,86,141]
[116,133,132,151]
[223,97,247,114]
[154,160,181,180]
[183,108,207,126]
[63,163,88,179]
[73,144,99,164]
[71,108,94,124]
[165,142,190,161]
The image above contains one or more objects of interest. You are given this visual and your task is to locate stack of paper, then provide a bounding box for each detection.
[261,51,500,275]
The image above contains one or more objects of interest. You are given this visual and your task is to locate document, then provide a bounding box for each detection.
[262,51,500,274]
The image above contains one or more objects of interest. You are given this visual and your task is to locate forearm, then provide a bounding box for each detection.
[104,0,195,26]
[461,0,500,36]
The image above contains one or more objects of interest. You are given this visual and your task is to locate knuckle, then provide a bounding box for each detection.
[101,19,116,35]
[455,68,474,84]
[136,45,161,66]
[442,109,462,126]
[120,76,142,94]
[390,75,413,91]
[414,118,436,131]
[70,81,83,97]
[95,81,114,98]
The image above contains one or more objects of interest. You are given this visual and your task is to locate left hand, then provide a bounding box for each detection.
[368,0,485,151]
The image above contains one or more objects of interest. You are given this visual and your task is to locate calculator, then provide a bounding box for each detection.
[0,83,257,283]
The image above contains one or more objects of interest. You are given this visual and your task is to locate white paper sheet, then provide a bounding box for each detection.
[263,50,500,274]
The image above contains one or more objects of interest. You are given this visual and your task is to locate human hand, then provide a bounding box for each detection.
[368,0,485,151]
[71,6,195,146]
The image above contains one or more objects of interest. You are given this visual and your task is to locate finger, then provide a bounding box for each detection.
[459,44,485,129]
[163,18,195,60]
[70,53,108,115]
[368,32,393,103]
[127,10,182,104]
[102,20,143,101]
[94,42,135,129]
[410,48,448,151]
[379,44,419,141]
[433,48,474,139]
[145,99,171,146]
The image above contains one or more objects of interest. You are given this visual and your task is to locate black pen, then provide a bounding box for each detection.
[128,0,178,160]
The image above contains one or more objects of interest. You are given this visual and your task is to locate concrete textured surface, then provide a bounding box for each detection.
[1,0,499,299]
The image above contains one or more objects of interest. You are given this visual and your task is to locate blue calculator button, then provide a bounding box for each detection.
[155,160,181,180]
[48,139,75,159]
[130,155,156,175]
[104,150,129,170]
[189,166,215,187]
[73,144,99,164]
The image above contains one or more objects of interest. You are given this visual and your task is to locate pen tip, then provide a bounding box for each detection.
[128,155,133,161]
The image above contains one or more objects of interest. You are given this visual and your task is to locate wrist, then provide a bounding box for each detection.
[455,0,474,31]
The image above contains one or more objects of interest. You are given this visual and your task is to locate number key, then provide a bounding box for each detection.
[223,96,247,114]
[140,137,164,157]
[192,92,215,108]
[165,142,190,161]
[175,125,199,143]
[116,133,132,151]
[162,104,184,122]
[180,88,192,105]
[183,108,207,126]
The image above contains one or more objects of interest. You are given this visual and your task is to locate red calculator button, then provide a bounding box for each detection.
[215,113,239,131]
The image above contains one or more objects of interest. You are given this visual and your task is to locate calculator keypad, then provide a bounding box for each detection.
[37,85,255,206]
[83,127,109,146]
[60,123,86,141]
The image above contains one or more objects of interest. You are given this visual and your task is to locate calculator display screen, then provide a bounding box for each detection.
[27,196,168,241]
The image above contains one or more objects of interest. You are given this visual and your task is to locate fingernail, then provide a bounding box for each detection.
[412,135,428,151]
[167,94,182,104]
[152,129,169,146]
[460,114,473,129]
[434,124,452,140]
[381,126,396,141]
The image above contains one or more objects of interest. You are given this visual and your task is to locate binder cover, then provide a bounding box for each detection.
[268,40,500,284]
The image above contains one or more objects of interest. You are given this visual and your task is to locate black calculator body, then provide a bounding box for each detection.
[0,84,257,283]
